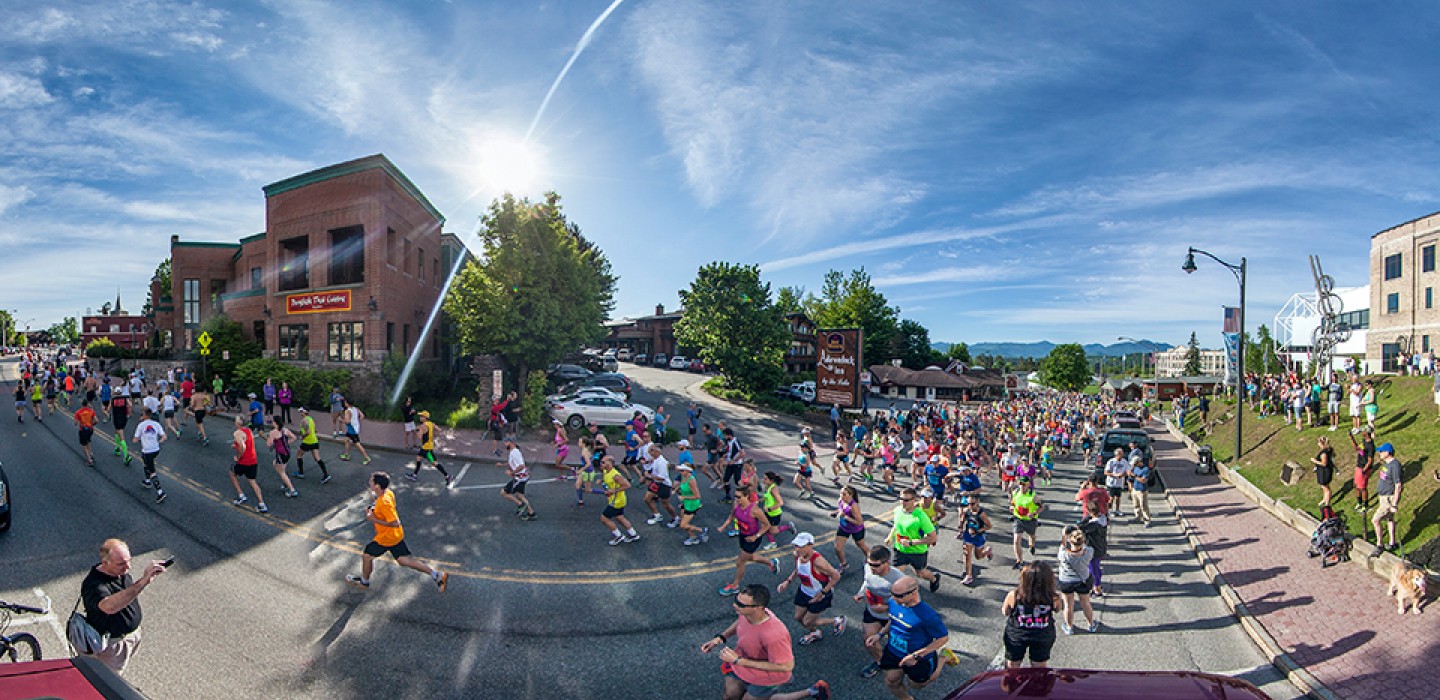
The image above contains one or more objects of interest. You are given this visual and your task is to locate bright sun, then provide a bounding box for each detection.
[470,136,543,197]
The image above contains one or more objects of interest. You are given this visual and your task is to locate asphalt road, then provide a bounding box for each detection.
[0,358,1302,699]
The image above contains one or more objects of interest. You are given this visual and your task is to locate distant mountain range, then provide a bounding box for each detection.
[932,340,1173,359]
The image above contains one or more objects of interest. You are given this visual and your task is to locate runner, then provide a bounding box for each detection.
[701,423,723,489]
[498,437,536,521]
[552,419,571,474]
[266,419,300,498]
[957,498,993,586]
[794,451,815,500]
[830,437,852,486]
[759,472,797,550]
[111,385,131,464]
[336,399,372,465]
[831,486,871,572]
[160,389,180,438]
[294,407,332,484]
[699,584,832,700]
[777,532,846,646]
[599,455,640,545]
[641,444,679,527]
[855,545,905,678]
[189,387,211,445]
[131,408,167,504]
[867,575,951,700]
[98,376,112,421]
[228,415,266,513]
[407,410,453,485]
[1056,526,1098,634]
[719,427,746,504]
[13,381,27,423]
[886,488,941,592]
[74,398,97,466]
[345,471,449,592]
[675,462,708,545]
[178,373,193,429]
[31,379,45,420]
[717,487,779,596]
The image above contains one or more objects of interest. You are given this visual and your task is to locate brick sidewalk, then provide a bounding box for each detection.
[1153,428,1437,700]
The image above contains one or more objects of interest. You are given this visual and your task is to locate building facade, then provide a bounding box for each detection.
[81,294,150,349]
[1153,346,1225,378]
[1368,211,1440,372]
[1273,285,1369,373]
[601,305,683,358]
[784,313,817,375]
[157,155,465,390]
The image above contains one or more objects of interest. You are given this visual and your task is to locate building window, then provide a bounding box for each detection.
[1428,287,1434,310]
[279,236,309,291]
[1384,253,1402,280]
[1337,309,1369,330]
[1387,292,1400,314]
[328,322,364,362]
[387,322,395,353]
[182,278,200,325]
[387,228,398,268]
[253,321,266,346]
[1425,336,1432,353]
[1381,342,1400,372]
[434,258,440,288]
[279,325,309,361]
[251,267,263,290]
[329,225,365,286]
[403,324,411,353]
[1424,245,1437,273]
[418,247,425,283]
[403,240,412,276]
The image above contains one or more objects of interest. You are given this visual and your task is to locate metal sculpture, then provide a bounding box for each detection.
[1308,255,1350,381]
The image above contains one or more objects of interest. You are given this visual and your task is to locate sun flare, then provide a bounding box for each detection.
[469,136,544,197]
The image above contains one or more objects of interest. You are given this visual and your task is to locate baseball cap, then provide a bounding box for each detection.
[676,462,693,471]
[1378,442,1395,454]
[920,488,934,498]
[677,439,690,447]
[791,532,816,547]
[418,410,430,419]
[298,407,308,413]
[247,392,257,398]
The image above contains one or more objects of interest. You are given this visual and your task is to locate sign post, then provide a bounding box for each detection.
[196,331,213,381]
[816,328,863,408]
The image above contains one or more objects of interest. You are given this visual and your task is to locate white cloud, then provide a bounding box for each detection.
[0,71,54,109]
[873,266,1009,287]
[0,184,35,215]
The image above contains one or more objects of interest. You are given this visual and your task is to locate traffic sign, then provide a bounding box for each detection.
[199,348,211,356]
[197,331,212,348]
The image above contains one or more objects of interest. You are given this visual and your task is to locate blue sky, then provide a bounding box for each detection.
[2,1,1438,348]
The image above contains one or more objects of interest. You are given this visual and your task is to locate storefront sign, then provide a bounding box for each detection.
[286,290,352,314]
[816,328,863,408]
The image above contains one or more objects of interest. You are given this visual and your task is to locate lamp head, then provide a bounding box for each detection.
[1182,251,1198,274]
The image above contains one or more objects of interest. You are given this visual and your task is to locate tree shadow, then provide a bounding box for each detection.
[1244,591,1315,615]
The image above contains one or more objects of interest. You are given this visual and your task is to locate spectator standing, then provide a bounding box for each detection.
[1001,561,1063,669]
[401,396,418,449]
[1312,436,1336,507]
[80,538,168,674]
[1371,443,1403,551]
[261,378,276,418]
[1055,527,1098,635]
[1349,426,1375,511]
[277,382,293,427]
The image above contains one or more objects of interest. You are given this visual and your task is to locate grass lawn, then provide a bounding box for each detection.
[1185,376,1440,551]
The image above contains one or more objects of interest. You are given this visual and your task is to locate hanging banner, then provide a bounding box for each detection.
[286,290,352,314]
[1222,332,1240,385]
[816,328,863,408]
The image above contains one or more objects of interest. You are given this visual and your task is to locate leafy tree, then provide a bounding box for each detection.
[48,317,79,344]
[945,342,971,363]
[444,193,617,393]
[807,268,899,365]
[1038,343,1089,392]
[1244,325,1284,376]
[893,319,942,369]
[144,258,172,317]
[674,262,789,395]
[197,314,262,384]
[1184,332,1202,376]
[775,286,806,317]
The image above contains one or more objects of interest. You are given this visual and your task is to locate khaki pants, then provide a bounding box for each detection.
[1131,488,1150,522]
[91,627,142,675]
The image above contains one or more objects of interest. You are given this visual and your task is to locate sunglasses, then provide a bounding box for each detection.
[892,587,919,597]
[901,497,917,503]
[733,600,762,609]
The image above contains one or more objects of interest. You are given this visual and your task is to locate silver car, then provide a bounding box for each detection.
[548,396,655,431]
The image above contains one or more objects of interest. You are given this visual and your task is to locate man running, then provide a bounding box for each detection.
[131,408,167,504]
[74,398,98,467]
[294,407,331,483]
[599,456,640,545]
[856,546,905,678]
[111,385,131,464]
[776,532,846,646]
[407,410,452,486]
[1011,476,1045,568]
[699,584,832,700]
[887,488,941,592]
[642,444,680,527]
[497,437,536,520]
[868,575,952,700]
[337,399,372,465]
[229,415,266,513]
[346,471,449,592]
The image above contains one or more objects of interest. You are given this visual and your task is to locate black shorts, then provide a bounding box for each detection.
[1107,486,1124,500]
[648,482,672,499]
[301,443,321,453]
[363,539,413,559]
[793,588,834,614]
[163,410,175,419]
[1316,467,1333,486]
[233,462,259,480]
[739,535,763,554]
[141,452,158,471]
[1059,578,1092,595]
[275,452,291,465]
[879,647,937,685]
[113,412,129,431]
[194,410,206,423]
[182,397,191,408]
[78,428,93,445]
[503,479,528,495]
[602,505,625,519]
[863,609,888,625]
[345,432,361,443]
[417,449,436,462]
[86,391,96,402]
[1003,629,1056,663]
[837,527,866,541]
[893,549,929,571]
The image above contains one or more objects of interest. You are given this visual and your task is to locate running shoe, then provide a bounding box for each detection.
[785,520,797,533]
[124,456,132,466]
[257,503,268,513]
[405,472,418,482]
[717,583,740,596]
[683,536,701,546]
[520,511,538,521]
[811,681,831,700]
[1087,620,1100,633]
[799,630,822,645]
[1059,622,1073,635]
[860,662,880,678]
[155,490,167,504]
[346,575,369,589]
[362,457,372,465]
[338,454,350,461]
[961,575,974,586]
[623,533,641,543]
[833,615,847,636]
[143,478,154,488]
[768,557,780,574]
[285,489,298,498]
[646,514,664,525]
[445,476,454,488]
[929,574,942,592]
[292,472,306,479]
[726,529,740,538]
[233,495,248,506]
[666,518,680,529]
[608,535,625,546]
[762,541,778,551]
[701,527,710,543]
[436,572,449,592]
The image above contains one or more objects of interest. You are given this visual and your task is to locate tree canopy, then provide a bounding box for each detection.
[805,267,899,366]
[48,317,79,344]
[444,193,617,388]
[945,342,971,364]
[893,319,943,369]
[1038,343,1089,392]
[1244,324,1284,376]
[674,262,789,395]
[1184,332,1202,376]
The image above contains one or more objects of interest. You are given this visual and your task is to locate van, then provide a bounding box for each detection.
[790,381,816,404]
[600,356,619,372]
[615,348,632,362]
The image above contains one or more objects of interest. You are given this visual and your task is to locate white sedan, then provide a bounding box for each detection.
[548,395,655,430]
[668,355,688,370]
[546,386,626,403]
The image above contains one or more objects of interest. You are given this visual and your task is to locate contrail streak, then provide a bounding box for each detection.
[524,0,627,144]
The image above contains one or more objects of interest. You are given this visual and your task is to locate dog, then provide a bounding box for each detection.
[1388,563,1428,615]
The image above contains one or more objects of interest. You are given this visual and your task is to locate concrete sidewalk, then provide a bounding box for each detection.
[1153,426,1437,700]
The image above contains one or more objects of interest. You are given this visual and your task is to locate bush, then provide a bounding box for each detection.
[444,397,488,430]
[522,370,548,427]
[231,358,351,409]
[701,377,808,416]
[381,352,452,401]
[85,338,119,358]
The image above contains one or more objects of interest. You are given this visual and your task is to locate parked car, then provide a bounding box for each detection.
[0,460,10,532]
[773,381,816,404]
[943,668,1274,700]
[547,386,627,403]
[562,372,633,400]
[615,347,632,361]
[547,363,594,383]
[634,353,648,366]
[653,353,668,367]
[669,355,688,370]
[1113,410,1143,429]
[600,356,619,372]
[688,358,707,373]
[0,656,149,698]
[548,395,655,430]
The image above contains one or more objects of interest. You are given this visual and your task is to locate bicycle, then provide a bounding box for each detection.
[0,600,46,662]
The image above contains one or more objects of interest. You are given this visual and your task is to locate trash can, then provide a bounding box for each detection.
[1195,445,1216,475]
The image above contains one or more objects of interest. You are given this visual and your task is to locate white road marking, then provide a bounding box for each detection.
[453,477,561,491]
[449,463,471,490]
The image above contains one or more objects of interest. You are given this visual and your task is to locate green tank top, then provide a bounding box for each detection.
[1012,490,1039,520]
[678,477,701,512]
[763,484,782,517]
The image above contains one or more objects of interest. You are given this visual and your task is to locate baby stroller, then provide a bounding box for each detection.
[1306,506,1351,567]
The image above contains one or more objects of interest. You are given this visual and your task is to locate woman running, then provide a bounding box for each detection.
[958,499,993,586]
[14,382,27,423]
[831,485,870,572]
[794,451,815,500]
[552,420,571,474]
[1001,561,1062,669]
[267,419,300,498]
[759,471,797,549]
[675,463,707,545]
[1056,526,1098,634]
[831,438,852,486]
[716,487,777,596]
[30,380,44,421]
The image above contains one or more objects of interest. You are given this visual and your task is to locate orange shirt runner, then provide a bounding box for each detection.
[75,406,97,429]
[372,489,404,546]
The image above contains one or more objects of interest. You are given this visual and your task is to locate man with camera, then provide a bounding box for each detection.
[78,538,169,674]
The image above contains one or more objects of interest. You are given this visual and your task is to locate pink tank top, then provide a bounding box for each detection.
[733,502,761,536]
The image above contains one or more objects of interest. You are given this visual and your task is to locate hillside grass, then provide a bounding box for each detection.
[1185,376,1440,550]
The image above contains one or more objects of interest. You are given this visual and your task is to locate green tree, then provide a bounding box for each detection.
[48,317,79,344]
[807,268,899,365]
[893,319,942,369]
[1184,331,1202,376]
[1244,325,1284,376]
[144,258,172,316]
[1038,343,1089,392]
[775,286,806,317]
[198,314,262,384]
[444,193,617,393]
[945,341,971,363]
[674,262,789,395]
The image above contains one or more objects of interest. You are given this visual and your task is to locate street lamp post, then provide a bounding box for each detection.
[1183,248,1246,463]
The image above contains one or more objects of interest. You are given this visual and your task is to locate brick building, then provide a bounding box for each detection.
[784,313,817,375]
[81,293,150,349]
[1368,210,1440,372]
[602,304,684,358]
[155,155,469,392]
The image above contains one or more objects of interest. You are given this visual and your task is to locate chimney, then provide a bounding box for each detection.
[656,304,665,316]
